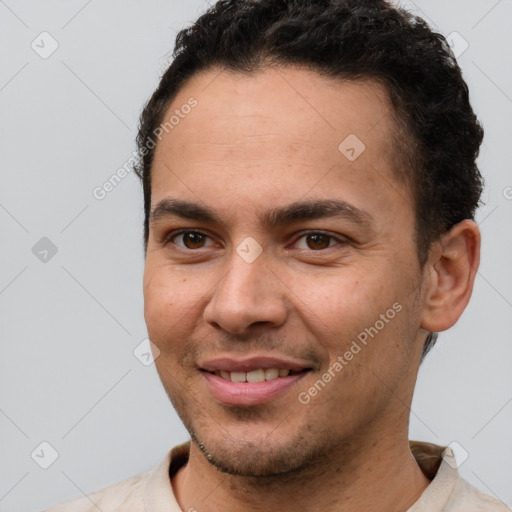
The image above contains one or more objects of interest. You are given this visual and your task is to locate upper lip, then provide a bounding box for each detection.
[199,355,314,373]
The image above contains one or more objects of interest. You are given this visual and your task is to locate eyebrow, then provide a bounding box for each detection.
[150,198,376,232]
[262,199,375,231]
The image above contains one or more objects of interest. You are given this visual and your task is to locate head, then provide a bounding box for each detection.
[137,0,483,477]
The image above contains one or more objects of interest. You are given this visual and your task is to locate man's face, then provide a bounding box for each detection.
[143,67,427,476]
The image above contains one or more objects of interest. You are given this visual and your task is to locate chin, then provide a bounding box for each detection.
[165,381,342,477]
[189,424,333,478]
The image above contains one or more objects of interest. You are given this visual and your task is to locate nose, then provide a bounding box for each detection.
[203,249,288,335]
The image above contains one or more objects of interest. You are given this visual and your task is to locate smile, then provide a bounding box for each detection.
[211,368,299,382]
[201,368,311,406]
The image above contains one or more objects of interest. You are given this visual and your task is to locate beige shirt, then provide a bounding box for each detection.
[44,441,510,511]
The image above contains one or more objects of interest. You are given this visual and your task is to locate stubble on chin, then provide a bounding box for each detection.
[186,417,340,482]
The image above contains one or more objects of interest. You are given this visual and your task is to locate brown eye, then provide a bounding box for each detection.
[292,232,347,251]
[183,232,206,249]
[305,234,332,250]
[171,231,213,250]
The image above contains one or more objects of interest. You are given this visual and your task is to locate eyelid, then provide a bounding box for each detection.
[288,230,350,250]
[166,229,218,249]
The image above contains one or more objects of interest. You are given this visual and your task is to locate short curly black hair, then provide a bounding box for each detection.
[135,0,484,360]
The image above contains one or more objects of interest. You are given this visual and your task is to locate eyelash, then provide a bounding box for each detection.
[165,229,348,252]
[167,230,218,250]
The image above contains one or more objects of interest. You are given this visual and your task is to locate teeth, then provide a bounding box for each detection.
[216,368,295,382]
[246,369,265,382]
[265,368,279,380]
[230,371,246,383]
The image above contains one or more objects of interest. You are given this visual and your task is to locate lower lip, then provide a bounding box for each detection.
[202,371,308,406]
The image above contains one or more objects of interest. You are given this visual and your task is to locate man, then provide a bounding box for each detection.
[45,0,510,511]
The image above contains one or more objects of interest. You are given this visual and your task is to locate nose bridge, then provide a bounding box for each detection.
[203,245,287,333]
[220,247,276,307]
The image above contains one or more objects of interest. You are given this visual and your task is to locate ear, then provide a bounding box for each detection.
[420,219,481,333]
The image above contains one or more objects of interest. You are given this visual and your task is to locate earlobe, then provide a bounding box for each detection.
[420,220,481,333]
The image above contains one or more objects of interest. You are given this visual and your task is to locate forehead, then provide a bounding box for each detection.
[150,66,411,225]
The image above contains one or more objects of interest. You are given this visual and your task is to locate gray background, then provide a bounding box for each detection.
[0,1,511,511]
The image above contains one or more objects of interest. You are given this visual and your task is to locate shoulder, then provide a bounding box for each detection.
[42,444,188,512]
[43,470,149,512]
[409,441,510,512]
[448,477,511,512]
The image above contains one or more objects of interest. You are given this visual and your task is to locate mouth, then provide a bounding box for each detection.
[198,356,314,406]
[203,367,308,383]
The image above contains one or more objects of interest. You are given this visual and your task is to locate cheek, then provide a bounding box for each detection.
[290,264,414,384]
[143,264,195,341]
[289,269,389,345]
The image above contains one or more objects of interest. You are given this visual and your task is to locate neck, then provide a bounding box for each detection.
[172,426,431,512]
